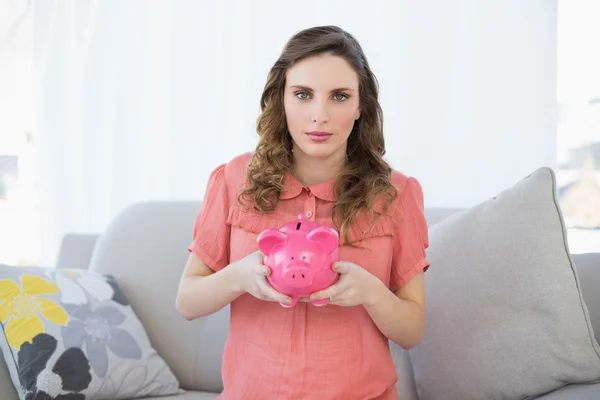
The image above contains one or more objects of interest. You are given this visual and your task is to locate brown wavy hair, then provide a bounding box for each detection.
[238,25,398,246]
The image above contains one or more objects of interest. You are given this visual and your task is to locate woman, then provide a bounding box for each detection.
[176,25,430,400]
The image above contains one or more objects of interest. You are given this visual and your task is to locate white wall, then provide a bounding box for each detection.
[33,0,557,264]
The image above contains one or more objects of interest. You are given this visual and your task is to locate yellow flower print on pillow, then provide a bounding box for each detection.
[0,275,69,350]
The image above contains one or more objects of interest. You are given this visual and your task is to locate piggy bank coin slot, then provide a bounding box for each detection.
[296,222,301,230]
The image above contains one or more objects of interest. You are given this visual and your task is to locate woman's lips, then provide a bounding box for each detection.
[306,131,333,142]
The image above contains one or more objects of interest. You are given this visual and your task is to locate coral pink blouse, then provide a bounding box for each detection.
[188,152,430,400]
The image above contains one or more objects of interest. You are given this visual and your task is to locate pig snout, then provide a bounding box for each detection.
[282,264,315,288]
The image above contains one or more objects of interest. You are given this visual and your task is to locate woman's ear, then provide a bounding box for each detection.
[355,109,361,120]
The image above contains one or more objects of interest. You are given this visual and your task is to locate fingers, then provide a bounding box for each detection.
[308,263,350,301]
[309,281,346,302]
[254,264,271,276]
[256,278,292,305]
[247,250,270,276]
[332,262,345,273]
[333,261,353,274]
[309,290,331,302]
[240,251,291,304]
[249,250,266,265]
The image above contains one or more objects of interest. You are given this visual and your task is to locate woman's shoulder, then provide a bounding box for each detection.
[221,151,253,174]
[228,151,254,169]
[209,152,254,185]
[388,169,425,219]
[390,169,424,198]
[200,153,254,203]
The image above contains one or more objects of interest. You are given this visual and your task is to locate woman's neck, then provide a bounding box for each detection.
[291,149,346,186]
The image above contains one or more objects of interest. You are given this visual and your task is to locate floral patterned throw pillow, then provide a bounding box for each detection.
[0,265,182,399]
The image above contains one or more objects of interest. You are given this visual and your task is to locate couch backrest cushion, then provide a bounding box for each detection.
[85,203,463,397]
[88,201,228,393]
[85,199,600,397]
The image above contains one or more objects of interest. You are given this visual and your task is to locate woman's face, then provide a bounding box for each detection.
[284,54,361,161]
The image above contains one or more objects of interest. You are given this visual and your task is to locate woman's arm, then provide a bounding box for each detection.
[176,251,293,320]
[175,252,244,320]
[363,271,426,350]
[309,262,426,349]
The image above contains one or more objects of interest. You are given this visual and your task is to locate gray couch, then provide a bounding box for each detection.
[1,202,599,399]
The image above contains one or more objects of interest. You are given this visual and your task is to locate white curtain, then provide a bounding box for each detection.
[33,0,558,265]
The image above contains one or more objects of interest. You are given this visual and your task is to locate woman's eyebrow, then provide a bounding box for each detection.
[289,84,355,93]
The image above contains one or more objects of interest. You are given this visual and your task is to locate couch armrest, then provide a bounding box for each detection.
[390,341,419,400]
[55,233,100,270]
[572,253,600,345]
[0,349,19,400]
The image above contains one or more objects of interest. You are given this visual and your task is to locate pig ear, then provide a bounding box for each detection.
[257,229,288,256]
[306,227,339,254]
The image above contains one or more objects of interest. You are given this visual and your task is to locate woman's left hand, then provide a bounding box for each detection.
[309,261,385,307]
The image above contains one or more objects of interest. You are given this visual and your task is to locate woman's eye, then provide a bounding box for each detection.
[295,92,348,101]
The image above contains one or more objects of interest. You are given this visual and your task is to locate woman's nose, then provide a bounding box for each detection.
[310,101,330,125]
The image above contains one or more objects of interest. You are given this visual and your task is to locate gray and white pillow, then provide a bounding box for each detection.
[0,265,182,399]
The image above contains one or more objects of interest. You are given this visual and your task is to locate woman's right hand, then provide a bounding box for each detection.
[231,251,292,305]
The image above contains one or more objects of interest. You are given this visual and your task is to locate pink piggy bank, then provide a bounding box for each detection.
[257,214,340,308]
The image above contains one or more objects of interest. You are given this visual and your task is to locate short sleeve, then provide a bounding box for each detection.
[187,163,231,272]
[390,176,430,292]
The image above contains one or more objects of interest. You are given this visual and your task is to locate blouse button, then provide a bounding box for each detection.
[306,211,313,218]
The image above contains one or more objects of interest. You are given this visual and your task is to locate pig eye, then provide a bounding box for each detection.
[291,256,294,260]
[302,256,306,260]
